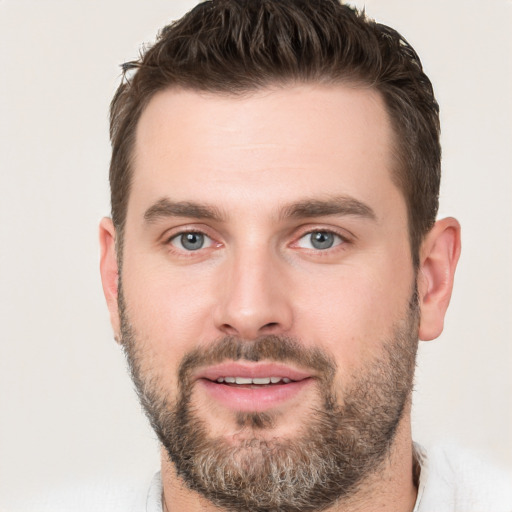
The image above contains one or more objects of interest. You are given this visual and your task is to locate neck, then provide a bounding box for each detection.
[160,409,418,512]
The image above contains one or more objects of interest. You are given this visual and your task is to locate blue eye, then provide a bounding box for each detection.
[297,231,342,250]
[170,232,212,251]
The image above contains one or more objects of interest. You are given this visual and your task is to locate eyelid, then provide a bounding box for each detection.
[162,224,223,254]
[289,225,353,253]
[169,231,214,250]
[165,228,209,242]
[162,223,216,242]
[293,224,352,241]
[297,231,342,249]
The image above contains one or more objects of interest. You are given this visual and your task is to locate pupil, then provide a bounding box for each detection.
[181,233,204,250]
[311,231,334,249]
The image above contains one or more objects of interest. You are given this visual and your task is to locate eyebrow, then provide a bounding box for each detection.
[144,198,225,223]
[279,196,377,221]
[143,195,376,225]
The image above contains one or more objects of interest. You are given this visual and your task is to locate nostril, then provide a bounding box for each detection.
[221,324,239,335]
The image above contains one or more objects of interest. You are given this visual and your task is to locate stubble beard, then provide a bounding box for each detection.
[119,288,419,512]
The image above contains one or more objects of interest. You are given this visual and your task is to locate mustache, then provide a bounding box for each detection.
[178,335,337,384]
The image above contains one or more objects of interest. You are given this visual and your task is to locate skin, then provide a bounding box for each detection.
[100,84,461,511]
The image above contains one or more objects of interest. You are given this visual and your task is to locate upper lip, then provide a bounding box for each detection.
[194,362,313,382]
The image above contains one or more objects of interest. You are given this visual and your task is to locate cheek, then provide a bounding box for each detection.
[121,282,214,404]
[127,277,212,330]
[292,259,414,369]
[120,258,219,377]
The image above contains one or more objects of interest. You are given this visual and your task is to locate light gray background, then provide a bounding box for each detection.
[1,0,511,505]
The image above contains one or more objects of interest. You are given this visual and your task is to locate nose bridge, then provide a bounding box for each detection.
[214,240,292,338]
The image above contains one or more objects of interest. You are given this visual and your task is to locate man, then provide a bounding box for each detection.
[99,1,510,511]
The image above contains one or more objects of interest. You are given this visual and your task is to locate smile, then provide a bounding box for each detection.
[195,362,314,412]
[215,376,292,385]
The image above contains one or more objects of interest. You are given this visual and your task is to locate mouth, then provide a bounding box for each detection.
[194,362,314,413]
[215,376,293,386]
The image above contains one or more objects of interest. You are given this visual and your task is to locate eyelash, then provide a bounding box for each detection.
[163,226,351,256]
[292,227,350,253]
[166,229,218,254]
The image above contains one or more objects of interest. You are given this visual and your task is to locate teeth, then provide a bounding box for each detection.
[252,377,271,385]
[235,377,253,385]
[215,376,292,385]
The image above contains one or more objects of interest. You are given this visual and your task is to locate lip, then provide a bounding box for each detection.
[196,362,312,382]
[194,362,314,413]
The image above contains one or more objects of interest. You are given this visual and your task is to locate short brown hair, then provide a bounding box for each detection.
[109,0,440,265]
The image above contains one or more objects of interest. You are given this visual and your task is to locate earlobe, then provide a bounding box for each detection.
[417,217,461,341]
[99,217,121,341]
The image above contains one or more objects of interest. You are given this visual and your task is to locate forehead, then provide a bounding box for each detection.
[130,84,401,219]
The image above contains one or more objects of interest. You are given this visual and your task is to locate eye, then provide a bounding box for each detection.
[170,232,213,251]
[296,230,343,250]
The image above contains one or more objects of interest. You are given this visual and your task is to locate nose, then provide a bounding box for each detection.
[213,247,293,339]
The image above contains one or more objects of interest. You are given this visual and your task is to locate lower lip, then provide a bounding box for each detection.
[198,378,313,412]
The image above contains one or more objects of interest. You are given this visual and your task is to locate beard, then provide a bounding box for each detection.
[119,288,419,512]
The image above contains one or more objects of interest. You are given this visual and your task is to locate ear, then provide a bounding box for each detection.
[99,217,121,341]
[417,217,461,341]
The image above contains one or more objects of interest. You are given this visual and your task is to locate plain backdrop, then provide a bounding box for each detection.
[1,0,511,506]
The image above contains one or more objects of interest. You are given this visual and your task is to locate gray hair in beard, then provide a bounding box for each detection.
[120,287,419,512]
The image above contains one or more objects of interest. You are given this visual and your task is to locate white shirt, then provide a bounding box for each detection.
[4,444,511,511]
[412,444,512,512]
[146,445,512,512]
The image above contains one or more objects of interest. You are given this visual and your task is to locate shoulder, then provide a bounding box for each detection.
[416,443,512,512]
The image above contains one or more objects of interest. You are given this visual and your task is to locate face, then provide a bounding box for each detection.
[113,84,420,509]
